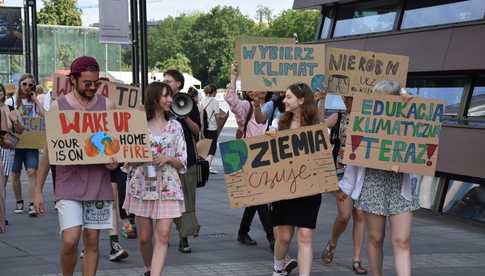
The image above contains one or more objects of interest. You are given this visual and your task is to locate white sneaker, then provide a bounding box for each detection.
[209,167,218,174]
[14,201,24,214]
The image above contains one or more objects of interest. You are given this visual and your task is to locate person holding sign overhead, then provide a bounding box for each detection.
[341,80,419,276]
[123,82,187,276]
[33,56,118,276]
[268,82,326,276]
[225,63,275,250]
[11,73,45,217]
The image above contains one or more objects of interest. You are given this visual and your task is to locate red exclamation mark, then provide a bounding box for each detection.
[426,144,437,166]
[349,135,363,160]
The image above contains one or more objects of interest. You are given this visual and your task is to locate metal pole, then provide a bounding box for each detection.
[23,0,31,74]
[139,0,148,101]
[130,0,139,87]
[30,0,38,83]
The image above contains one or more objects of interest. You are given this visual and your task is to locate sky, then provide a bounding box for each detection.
[3,0,295,26]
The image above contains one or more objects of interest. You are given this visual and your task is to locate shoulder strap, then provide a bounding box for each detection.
[243,103,253,138]
[266,103,277,131]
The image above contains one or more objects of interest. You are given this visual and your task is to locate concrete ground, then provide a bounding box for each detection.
[1,127,484,276]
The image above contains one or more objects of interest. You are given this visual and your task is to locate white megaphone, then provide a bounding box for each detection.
[171,92,194,118]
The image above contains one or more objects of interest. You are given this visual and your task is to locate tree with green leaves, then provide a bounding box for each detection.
[262,9,320,42]
[156,53,192,74]
[38,0,82,26]
[183,6,259,87]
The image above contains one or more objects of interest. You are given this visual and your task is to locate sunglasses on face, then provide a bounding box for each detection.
[81,80,102,88]
[21,82,35,88]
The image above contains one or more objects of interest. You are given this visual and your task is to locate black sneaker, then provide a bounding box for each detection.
[283,258,298,275]
[14,200,24,214]
[178,237,192,253]
[109,241,129,261]
[272,270,288,276]
[28,203,37,217]
[237,233,257,246]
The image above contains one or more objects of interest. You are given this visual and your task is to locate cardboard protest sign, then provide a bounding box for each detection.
[342,94,445,176]
[326,47,409,96]
[16,117,46,149]
[220,124,338,208]
[97,82,143,109]
[45,110,152,165]
[234,36,296,63]
[52,74,74,97]
[239,43,327,92]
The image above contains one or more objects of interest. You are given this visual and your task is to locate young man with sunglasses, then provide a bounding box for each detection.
[34,56,118,276]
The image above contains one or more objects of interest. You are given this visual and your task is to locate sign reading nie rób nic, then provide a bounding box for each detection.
[219,124,338,208]
[45,110,152,165]
[342,94,445,176]
[239,43,327,92]
[326,47,409,96]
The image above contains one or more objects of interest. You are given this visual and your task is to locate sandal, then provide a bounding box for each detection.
[352,260,368,275]
[321,241,336,265]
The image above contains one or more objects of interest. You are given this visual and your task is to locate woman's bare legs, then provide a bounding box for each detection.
[364,212,386,276]
[389,212,413,276]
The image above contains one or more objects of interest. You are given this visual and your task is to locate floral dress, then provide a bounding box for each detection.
[123,119,187,219]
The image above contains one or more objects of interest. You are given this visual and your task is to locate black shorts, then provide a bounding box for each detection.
[270,194,322,229]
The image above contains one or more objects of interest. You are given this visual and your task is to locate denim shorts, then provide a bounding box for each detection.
[12,149,39,173]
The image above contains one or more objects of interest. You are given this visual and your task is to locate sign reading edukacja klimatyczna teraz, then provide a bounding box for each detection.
[342,94,445,176]
[220,124,338,208]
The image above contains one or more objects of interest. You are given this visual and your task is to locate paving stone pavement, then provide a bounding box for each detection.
[1,127,484,276]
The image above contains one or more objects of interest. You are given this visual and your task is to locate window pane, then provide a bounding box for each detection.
[320,16,331,39]
[406,78,465,116]
[468,77,485,117]
[333,1,398,37]
[402,0,485,29]
[443,180,485,223]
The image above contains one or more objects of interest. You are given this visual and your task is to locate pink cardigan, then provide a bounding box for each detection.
[224,83,267,138]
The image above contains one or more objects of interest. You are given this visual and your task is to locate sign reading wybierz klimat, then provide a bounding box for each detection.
[239,43,327,91]
[45,110,152,165]
[326,47,409,96]
[342,94,445,176]
[219,124,338,208]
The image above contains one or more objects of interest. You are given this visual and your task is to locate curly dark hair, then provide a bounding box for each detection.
[278,82,318,131]
[144,82,173,121]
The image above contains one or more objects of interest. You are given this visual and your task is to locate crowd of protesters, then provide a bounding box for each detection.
[0,56,419,276]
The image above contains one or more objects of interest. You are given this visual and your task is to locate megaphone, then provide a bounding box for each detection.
[171,92,194,118]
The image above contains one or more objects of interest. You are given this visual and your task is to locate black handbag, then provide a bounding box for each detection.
[196,158,209,188]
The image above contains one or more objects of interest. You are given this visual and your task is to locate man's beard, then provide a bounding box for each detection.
[78,88,96,100]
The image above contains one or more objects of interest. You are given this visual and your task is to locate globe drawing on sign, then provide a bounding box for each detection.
[311,74,325,92]
[220,139,248,174]
[85,132,120,157]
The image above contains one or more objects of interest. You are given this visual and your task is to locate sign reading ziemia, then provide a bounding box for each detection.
[326,47,409,96]
[45,110,152,165]
[342,94,445,176]
[16,117,45,149]
[219,124,338,208]
[239,43,327,91]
